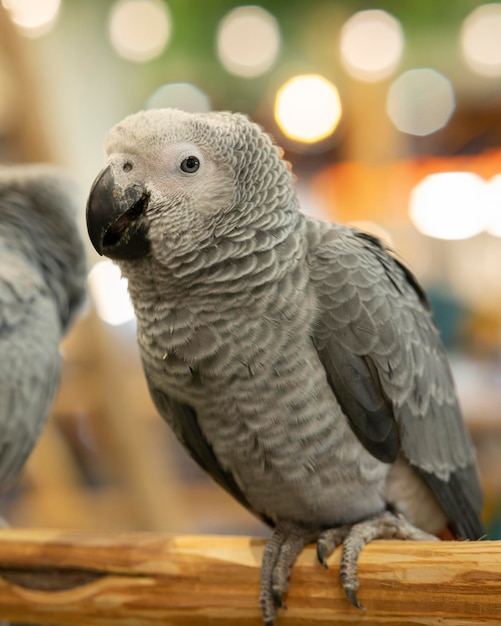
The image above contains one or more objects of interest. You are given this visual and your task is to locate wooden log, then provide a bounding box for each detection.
[0,530,498,625]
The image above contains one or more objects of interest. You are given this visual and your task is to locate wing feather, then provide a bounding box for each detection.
[0,258,61,490]
[310,224,484,539]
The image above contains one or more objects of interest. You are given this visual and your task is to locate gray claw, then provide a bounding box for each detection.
[344,585,364,610]
[272,587,286,609]
[316,543,329,568]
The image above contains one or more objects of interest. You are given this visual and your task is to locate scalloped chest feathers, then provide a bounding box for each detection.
[126,232,391,526]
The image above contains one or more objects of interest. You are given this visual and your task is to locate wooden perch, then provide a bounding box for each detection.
[0,530,498,625]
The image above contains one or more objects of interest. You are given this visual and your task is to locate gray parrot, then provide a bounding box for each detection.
[0,165,86,503]
[86,108,484,625]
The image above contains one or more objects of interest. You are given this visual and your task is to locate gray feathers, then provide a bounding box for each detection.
[87,108,484,540]
[0,164,86,490]
[309,225,483,538]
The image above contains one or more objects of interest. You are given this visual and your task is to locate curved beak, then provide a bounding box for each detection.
[86,165,150,260]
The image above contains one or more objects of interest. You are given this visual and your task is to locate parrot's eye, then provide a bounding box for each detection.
[180,156,200,173]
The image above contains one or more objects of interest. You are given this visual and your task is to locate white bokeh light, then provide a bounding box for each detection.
[146,83,211,112]
[217,5,280,78]
[88,260,135,326]
[486,174,501,236]
[2,0,60,37]
[274,75,342,143]
[109,0,171,63]
[409,172,489,240]
[340,10,404,82]
[386,68,455,136]
[461,3,501,77]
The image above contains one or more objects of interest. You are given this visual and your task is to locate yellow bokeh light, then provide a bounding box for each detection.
[340,9,404,82]
[274,75,342,144]
[461,3,501,77]
[2,0,60,37]
[217,5,280,78]
[108,0,171,63]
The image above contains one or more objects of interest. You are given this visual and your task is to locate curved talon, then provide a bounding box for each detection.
[344,585,364,610]
[317,543,330,568]
[272,587,287,609]
[316,525,350,570]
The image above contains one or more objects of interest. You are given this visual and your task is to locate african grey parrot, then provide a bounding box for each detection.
[86,108,484,625]
[0,164,86,504]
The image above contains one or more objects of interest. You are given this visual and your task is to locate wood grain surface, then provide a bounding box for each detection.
[0,530,498,625]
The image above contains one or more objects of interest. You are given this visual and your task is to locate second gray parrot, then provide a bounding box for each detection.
[0,165,86,504]
[86,108,484,625]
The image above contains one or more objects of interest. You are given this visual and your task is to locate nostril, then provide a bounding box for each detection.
[123,162,133,172]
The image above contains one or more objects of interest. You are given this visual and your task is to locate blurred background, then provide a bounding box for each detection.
[1,0,501,539]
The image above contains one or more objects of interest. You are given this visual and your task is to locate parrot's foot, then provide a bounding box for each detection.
[259,511,438,624]
[317,509,439,609]
[260,521,318,626]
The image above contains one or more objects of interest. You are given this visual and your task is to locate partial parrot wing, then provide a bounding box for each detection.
[0,256,61,488]
[310,225,484,539]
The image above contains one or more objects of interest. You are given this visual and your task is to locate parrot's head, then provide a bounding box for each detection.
[86,108,295,266]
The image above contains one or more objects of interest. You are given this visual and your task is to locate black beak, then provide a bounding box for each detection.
[86,165,150,260]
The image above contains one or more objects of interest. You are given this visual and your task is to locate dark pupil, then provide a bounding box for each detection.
[182,156,200,172]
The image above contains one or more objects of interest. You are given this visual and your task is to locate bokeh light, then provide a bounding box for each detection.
[146,83,211,112]
[108,0,171,63]
[386,68,455,136]
[88,260,135,326]
[340,9,404,82]
[274,74,342,143]
[486,174,501,237]
[409,172,489,240]
[2,0,60,37]
[461,4,501,77]
[217,5,280,78]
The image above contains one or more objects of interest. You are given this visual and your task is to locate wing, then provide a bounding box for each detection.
[0,257,61,489]
[310,225,484,539]
[146,381,274,528]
